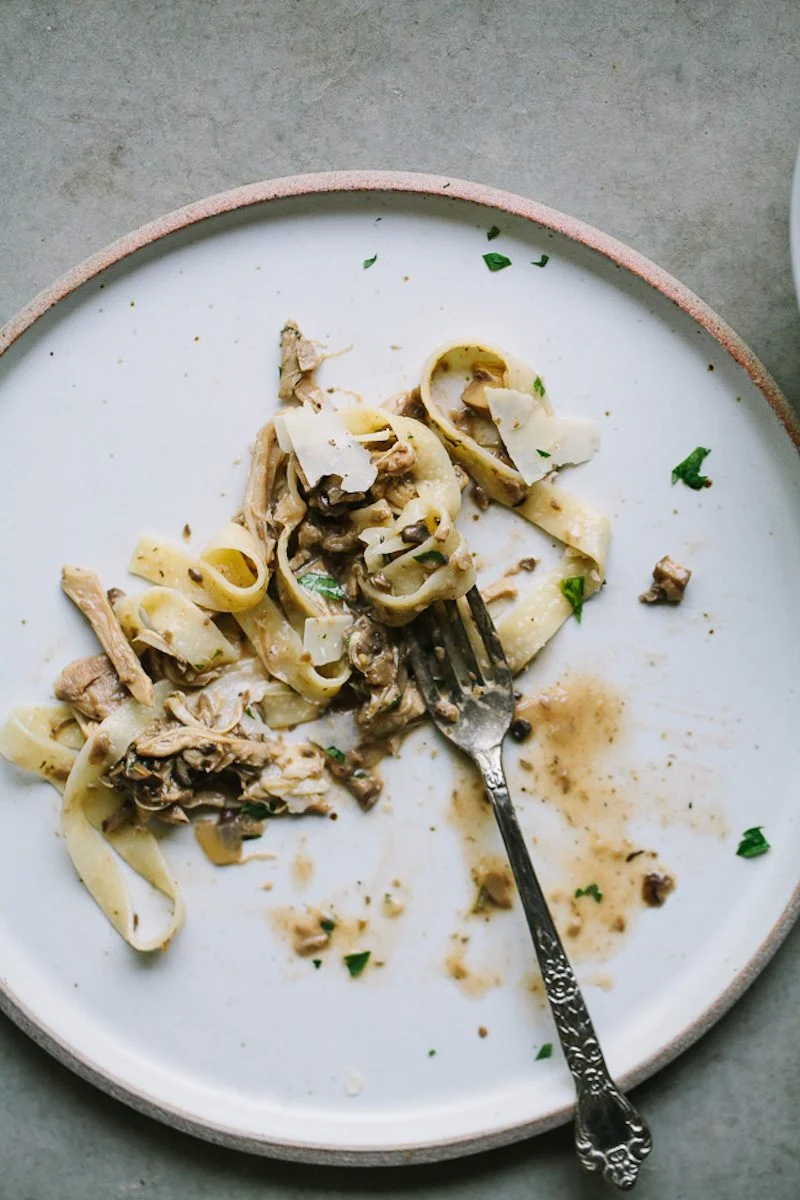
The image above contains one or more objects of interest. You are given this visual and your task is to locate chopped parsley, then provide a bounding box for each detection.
[560,575,585,622]
[363,253,378,269]
[535,1043,553,1060]
[298,572,345,600]
[575,883,603,903]
[483,252,512,272]
[320,917,336,933]
[532,376,546,397]
[531,254,550,268]
[413,550,448,565]
[325,746,346,763]
[241,800,271,820]
[428,1048,437,1057]
[312,959,322,969]
[737,826,770,858]
[343,950,371,977]
[487,225,501,241]
[671,446,712,490]
[536,449,551,458]
[244,706,256,718]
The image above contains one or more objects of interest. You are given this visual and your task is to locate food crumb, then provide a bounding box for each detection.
[478,1025,488,1038]
[344,1067,365,1097]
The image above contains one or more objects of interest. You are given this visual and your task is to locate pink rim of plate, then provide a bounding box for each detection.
[0,170,798,1166]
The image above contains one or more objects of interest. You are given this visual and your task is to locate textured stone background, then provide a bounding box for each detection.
[1,2,799,1197]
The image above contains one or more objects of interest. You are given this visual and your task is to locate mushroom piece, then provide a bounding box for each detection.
[639,556,692,605]
[278,320,325,409]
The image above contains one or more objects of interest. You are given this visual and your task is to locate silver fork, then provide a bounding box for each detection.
[406,586,652,1191]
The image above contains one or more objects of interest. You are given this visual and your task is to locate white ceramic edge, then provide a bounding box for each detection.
[0,170,798,1167]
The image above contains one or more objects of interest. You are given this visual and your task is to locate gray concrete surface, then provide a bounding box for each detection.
[1,1,799,1197]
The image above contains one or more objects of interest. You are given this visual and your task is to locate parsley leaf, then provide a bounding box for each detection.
[312,959,322,969]
[483,252,512,272]
[413,550,448,565]
[535,1043,553,1060]
[531,254,550,268]
[363,253,378,269]
[560,575,585,622]
[428,1048,437,1057]
[320,917,336,933]
[241,800,271,820]
[671,446,712,490]
[575,883,603,903]
[533,376,546,397]
[536,449,551,458]
[737,826,770,858]
[325,746,346,763]
[487,225,501,241]
[343,950,371,977]
[244,706,256,718]
[298,572,345,600]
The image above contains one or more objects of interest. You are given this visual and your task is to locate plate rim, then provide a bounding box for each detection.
[1,169,798,1166]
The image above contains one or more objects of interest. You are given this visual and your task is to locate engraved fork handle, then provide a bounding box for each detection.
[474,745,652,1191]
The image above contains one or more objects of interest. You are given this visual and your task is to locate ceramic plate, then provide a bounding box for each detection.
[0,173,798,1165]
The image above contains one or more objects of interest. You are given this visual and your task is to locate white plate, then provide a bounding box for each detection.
[0,173,799,1166]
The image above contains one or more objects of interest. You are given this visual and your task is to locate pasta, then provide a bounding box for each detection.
[1,322,608,951]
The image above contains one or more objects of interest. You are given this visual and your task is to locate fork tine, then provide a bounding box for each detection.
[442,599,484,683]
[465,586,513,688]
[406,608,458,708]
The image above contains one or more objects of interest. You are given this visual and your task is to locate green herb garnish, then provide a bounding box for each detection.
[536,449,551,458]
[363,253,377,269]
[671,446,712,490]
[312,959,322,969]
[487,225,501,241]
[560,575,585,622]
[413,550,448,566]
[737,826,770,859]
[472,885,489,913]
[531,254,550,268]
[533,376,546,397]
[325,746,346,763]
[428,1048,437,1057]
[483,252,512,272]
[320,917,336,933]
[535,1043,553,1060]
[244,706,256,718]
[241,800,271,820]
[298,572,345,600]
[344,950,371,977]
[575,883,603,903]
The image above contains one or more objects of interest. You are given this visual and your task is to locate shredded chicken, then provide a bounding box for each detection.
[54,654,127,722]
[240,422,280,561]
[639,556,692,605]
[278,320,325,409]
[382,387,424,419]
[61,566,154,707]
[373,440,416,477]
[481,576,518,605]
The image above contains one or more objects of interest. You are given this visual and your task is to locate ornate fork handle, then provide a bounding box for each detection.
[475,746,652,1191]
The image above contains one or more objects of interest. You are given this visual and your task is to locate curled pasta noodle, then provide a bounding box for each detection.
[236,595,350,704]
[339,408,476,624]
[0,704,83,790]
[420,340,610,671]
[60,682,185,952]
[129,522,268,612]
[112,587,240,671]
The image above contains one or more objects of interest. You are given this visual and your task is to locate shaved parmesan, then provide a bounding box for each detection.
[486,388,599,485]
[303,616,354,666]
[276,408,377,492]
